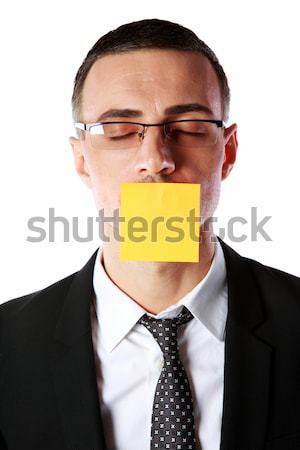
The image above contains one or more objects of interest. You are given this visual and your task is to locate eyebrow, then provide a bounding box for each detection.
[96,103,214,121]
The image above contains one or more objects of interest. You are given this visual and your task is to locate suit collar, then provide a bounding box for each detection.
[219,238,265,330]
[218,238,273,450]
[54,248,98,346]
[52,248,107,450]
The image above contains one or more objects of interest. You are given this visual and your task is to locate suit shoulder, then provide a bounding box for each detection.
[0,271,77,320]
[219,238,300,292]
[0,248,98,352]
[245,255,300,289]
[1,248,98,320]
[242,255,300,316]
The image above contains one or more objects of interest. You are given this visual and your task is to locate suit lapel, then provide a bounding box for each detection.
[52,248,107,450]
[219,239,273,450]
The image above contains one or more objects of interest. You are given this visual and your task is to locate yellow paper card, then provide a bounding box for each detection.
[119,183,200,262]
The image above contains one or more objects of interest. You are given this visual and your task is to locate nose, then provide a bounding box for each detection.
[133,125,176,178]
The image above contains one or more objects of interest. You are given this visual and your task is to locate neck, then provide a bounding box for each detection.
[99,228,215,315]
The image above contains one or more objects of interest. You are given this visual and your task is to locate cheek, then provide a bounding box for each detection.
[185,147,224,181]
[201,146,224,173]
[190,148,224,217]
[85,151,133,213]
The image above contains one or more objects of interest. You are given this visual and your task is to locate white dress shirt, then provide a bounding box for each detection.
[91,240,228,450]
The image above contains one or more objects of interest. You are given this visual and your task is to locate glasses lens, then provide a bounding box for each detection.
[166,120,221,149]
[88,123,142,150]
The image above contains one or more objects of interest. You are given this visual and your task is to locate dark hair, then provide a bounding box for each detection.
[71,18,230,122]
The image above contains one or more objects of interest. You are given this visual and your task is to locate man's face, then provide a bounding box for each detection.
[70,49,237,233]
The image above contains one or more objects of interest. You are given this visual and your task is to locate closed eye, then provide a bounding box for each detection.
[170,129,207,136]
[107,132,137,140]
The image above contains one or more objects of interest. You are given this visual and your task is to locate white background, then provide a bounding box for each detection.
[1,0,299,301]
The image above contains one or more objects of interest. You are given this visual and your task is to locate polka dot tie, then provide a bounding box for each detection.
[138,306,197,450]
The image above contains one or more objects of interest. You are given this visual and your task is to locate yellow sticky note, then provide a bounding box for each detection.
[119,183,200,262]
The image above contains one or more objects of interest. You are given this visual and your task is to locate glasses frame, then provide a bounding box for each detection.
[75,119,224,136]
[74,119,225,151]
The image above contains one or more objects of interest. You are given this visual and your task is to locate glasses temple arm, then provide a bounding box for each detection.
[74,123,86,131]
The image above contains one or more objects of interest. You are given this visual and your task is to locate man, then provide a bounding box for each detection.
[1,18,300,450]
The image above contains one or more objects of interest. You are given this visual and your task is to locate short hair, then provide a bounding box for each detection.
[71,18,230,123]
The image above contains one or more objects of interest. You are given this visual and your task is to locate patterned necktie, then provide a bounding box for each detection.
[138,306,197,450]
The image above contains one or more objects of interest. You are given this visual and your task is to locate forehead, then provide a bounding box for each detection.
[80,49,222,121]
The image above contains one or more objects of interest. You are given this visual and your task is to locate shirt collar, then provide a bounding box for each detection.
[93,240,228,352]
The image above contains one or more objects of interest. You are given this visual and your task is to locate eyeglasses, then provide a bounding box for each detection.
[74,119,224,151]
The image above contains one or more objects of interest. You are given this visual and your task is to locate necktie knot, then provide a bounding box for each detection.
[138,306,194,355]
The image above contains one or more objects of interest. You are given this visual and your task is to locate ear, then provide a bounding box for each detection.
[69,136,92,189]
[221,123,238,180]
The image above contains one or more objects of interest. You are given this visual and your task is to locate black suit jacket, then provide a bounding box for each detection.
[1,239,300,450]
